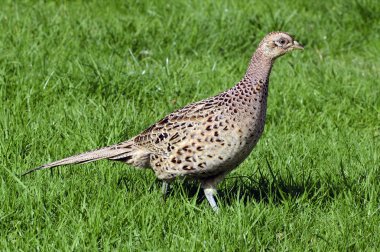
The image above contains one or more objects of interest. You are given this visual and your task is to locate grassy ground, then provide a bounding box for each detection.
[1,0,379,250]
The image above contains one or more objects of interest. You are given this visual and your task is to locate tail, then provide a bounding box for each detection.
[21,140,150,176]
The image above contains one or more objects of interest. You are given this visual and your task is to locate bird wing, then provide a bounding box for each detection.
[133,97,221,152]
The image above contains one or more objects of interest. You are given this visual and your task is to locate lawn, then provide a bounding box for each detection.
[1,0,379,250]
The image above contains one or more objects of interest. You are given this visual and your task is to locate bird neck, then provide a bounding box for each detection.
[245,49,274,84]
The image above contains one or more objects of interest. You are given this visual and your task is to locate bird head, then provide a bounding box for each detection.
[260,32,304,59]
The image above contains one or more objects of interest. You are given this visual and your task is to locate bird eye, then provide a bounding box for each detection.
[274,38,288,48]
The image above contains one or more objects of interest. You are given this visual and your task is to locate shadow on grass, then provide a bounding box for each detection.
[116,160,355,208]
[152,161,350,207]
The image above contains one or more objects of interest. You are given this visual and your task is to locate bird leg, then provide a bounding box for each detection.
[162,181,169,201]
[203,187,219,212]
[201,173,227,212]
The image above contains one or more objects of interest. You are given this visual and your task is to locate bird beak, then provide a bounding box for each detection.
[291,40,304,50]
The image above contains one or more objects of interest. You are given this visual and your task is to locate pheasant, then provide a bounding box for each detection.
[23,32,303,211]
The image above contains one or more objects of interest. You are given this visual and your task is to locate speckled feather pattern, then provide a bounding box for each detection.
[105,41,275,182]
[24,32,303,207]
[123,74,271,180]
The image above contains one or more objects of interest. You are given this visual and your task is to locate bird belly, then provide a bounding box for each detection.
[152,120,264,181]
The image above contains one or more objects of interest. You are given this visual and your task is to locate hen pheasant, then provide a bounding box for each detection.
[23,32,303,211]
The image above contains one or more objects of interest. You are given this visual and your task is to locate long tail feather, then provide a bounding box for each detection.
[22,142,134,176]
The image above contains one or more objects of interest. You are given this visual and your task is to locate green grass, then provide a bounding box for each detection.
[1,0,380,250]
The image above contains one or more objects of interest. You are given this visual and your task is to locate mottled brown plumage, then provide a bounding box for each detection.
[23,32,303,211]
